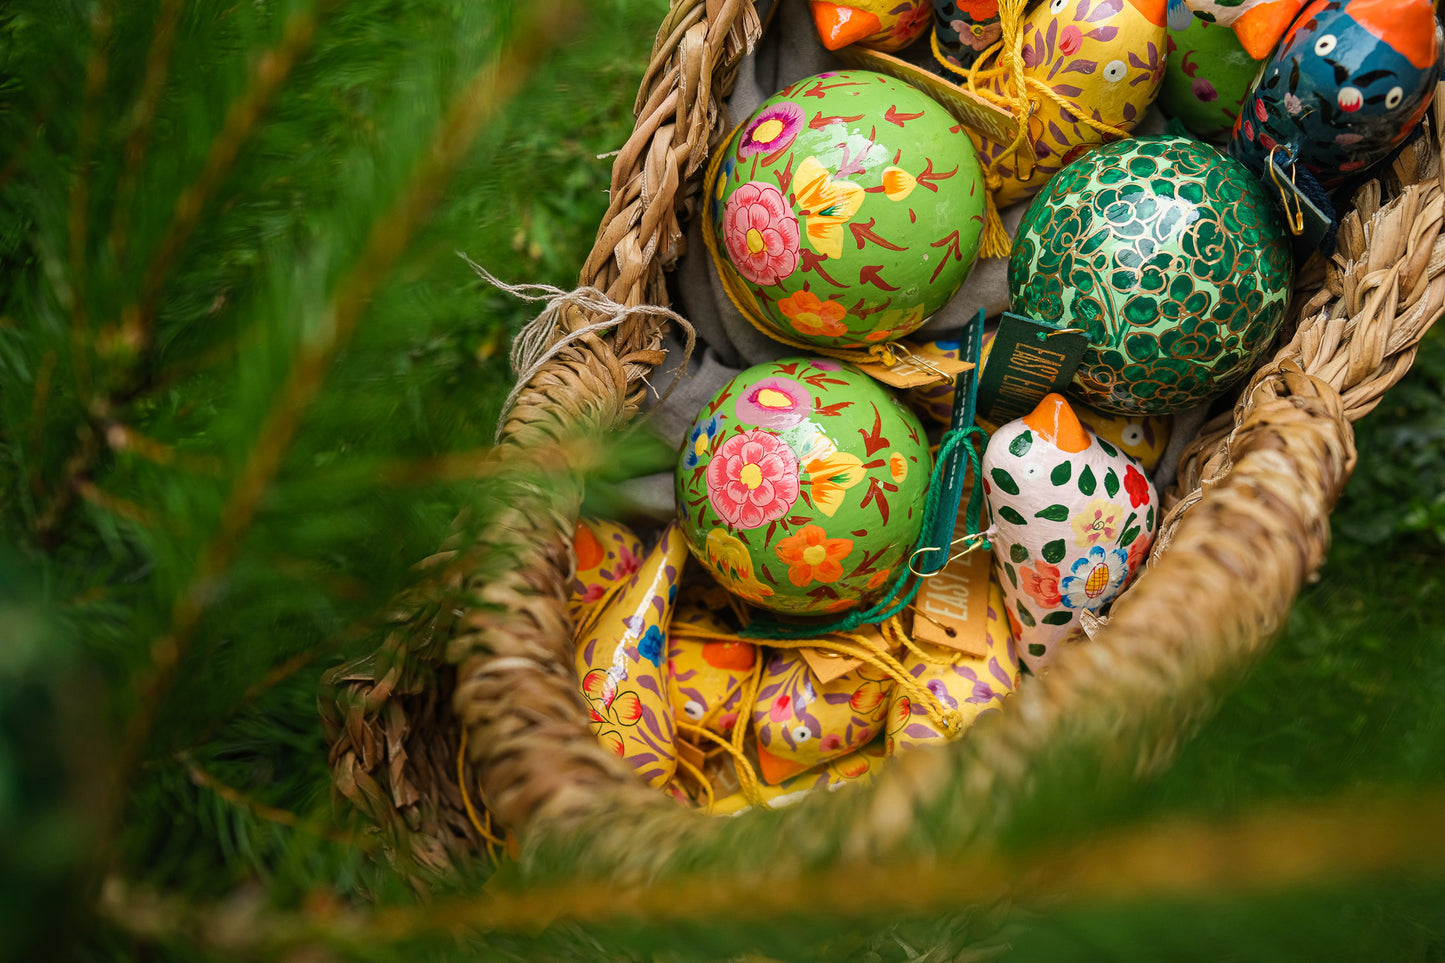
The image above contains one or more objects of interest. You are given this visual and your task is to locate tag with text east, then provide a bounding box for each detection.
[975,312,1088,426]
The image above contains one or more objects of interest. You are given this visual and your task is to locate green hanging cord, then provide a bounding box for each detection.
[740,424,993,642]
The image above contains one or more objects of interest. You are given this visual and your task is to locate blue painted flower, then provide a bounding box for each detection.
[638,624,665,667]
[1059,545,1130,610]
[683,415,722,468]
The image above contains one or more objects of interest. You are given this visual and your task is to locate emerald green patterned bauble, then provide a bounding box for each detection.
[675,358,931,617]
[704,70,986,351]
[1009,136,1293,415]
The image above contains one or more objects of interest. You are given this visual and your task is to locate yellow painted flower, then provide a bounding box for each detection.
[881,166,917,201]
[791,155,864,260]
[1071,498,1123,549]
[705,528,774,602]
[801,437,865,517]
[888,451,908,483]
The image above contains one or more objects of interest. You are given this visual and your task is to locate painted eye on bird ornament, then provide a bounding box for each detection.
[1049,0,1069,13]
[1103,60,1127,83]
[1313,34,1336,57]
[1386,86,1405,110]
[685,700,705,720]
[792,725,813,743]
[1121,424,1145,447]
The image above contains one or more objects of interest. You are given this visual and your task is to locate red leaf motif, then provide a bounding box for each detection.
[849,217,908,251]
[858,264,900,291]
[883,105,926,127]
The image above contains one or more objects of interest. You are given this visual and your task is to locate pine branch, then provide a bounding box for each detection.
[65,0,115,404]
[106,0,185,261]
[109,0,579,851]
[91,784,1445,954]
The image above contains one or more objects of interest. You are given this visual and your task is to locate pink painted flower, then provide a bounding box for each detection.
[706,429,801,530]
[738,102,804,158]
[735,375,812,429]
[1058,24,1083,55]
[961,19,1002,50]
[722,182,800,286]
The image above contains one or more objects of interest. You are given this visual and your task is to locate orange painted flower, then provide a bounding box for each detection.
[778,289,848,338]
[956,0,998,17]
[829,752,872,780]
[702,640,756,671]
[881,166,916,201]
[775,524,854,587]
[1019,560,1062,608]
[849,679,888,715]
[888,451,908,483]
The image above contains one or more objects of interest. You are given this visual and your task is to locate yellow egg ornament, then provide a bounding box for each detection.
[966,0,1168,207]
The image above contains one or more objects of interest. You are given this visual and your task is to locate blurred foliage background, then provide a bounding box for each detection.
[0,0,1442,960]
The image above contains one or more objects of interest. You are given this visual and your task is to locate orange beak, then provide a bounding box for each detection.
[1021,393,1090,453]
[1234,0,1305,59]
[1125,0,1168,28]
[810,1,883,50]
[755,741,811,785]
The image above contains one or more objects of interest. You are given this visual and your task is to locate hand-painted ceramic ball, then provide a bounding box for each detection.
[1160,14,1260,142]
[1010,136,1293,414]
[705,70,986,352]
[675,358,932,616]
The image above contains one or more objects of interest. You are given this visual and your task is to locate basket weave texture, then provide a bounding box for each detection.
[320,0,1445,880]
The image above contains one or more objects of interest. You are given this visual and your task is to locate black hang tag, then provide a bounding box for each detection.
[974,312,1088,426]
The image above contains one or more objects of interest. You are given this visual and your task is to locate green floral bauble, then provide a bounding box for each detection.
[705,70,986,351]
[1009,136,1293,414]
[675,358,931,616]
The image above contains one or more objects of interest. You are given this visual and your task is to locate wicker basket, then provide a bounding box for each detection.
[320,0,1445,888]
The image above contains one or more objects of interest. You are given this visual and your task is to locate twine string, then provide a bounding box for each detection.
[461,254,697,442]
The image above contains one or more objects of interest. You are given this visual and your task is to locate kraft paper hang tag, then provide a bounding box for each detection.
[975,311,1088,426]
[834,44,1026,156]
[855,342,973,389]
[916,309,984,576]
[675,735,706,776]
[912,503,992,657]
[1267,151,1334,254]
[800,623,890,684]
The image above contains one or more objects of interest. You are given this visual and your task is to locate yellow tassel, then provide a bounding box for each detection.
[979,185,1011,259]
